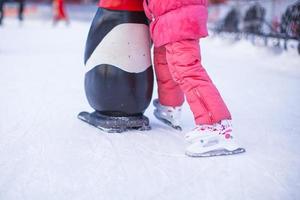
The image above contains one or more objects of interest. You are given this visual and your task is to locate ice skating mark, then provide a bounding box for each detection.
[153,110,182,131]
[78,111,151,133]
[186,147,246,158]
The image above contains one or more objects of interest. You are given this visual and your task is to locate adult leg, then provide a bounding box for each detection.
[18,0,24,21]
[0,0,5,25]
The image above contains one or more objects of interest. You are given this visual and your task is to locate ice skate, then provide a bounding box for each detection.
[185,120,245,157]
[153,99,182,131]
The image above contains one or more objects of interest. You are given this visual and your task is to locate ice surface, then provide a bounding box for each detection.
[0,17,300,200]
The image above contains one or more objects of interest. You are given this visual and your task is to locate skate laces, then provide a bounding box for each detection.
[196,120,233,139]
[165,106,181,120]
[153,99,182,124]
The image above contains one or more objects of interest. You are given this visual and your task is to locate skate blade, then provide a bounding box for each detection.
[185,147,246,157]
[153,111,182,131]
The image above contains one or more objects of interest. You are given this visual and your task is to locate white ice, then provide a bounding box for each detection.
[0,17,300,200]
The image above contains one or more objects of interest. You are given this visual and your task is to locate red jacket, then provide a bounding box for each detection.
[143,0,209,47]
[99,0,144,11]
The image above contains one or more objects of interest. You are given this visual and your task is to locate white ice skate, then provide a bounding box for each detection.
[153,99,182,131]
[185,120,245,157]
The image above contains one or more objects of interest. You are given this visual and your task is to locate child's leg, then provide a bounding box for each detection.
[165,39,231,125]
[154,46,184,107]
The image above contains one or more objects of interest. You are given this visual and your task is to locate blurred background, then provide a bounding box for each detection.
[1,0,299,53]
[208,0,300,53]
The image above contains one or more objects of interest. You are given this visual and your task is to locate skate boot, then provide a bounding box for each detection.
[185,120,245,157]
[153,99,182,131]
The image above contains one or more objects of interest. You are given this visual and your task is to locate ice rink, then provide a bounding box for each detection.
[0,17,300,200]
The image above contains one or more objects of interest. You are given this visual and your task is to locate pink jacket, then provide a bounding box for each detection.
[143,0,209,47]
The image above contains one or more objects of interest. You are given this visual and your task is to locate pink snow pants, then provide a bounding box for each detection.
[154,39,231,125]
